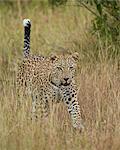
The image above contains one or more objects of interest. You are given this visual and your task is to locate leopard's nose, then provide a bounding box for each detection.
[64,77,69,82]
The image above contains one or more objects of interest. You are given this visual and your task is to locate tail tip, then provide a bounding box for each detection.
[23,19,31,27]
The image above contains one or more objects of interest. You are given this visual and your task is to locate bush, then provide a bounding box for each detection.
[77,0,120,45]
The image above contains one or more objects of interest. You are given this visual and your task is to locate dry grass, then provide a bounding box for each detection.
[0,3,120,150]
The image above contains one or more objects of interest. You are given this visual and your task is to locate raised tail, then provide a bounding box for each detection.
[23,19,31,58]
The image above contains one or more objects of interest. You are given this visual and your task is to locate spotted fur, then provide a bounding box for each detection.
[17,19,84,131]
[23,19,31,57]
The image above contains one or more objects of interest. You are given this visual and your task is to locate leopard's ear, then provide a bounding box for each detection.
[49,53,58,63]
[72,52,79,61]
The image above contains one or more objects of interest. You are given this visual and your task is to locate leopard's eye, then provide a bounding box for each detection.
[57,66,63,71]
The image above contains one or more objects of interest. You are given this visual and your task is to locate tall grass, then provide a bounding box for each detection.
[0,3,120,150]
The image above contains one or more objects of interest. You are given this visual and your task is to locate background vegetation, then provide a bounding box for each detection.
[0,1,120,150]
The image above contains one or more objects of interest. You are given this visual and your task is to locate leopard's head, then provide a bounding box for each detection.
[49,52,79,87]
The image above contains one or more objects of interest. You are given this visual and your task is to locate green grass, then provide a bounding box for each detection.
[0,3,120,150]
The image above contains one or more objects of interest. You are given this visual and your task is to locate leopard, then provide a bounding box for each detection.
[16,19,84,131]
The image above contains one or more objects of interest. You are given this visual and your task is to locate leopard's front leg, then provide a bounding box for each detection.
[60,85,84,131]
